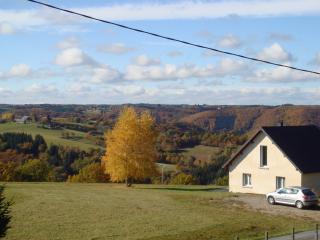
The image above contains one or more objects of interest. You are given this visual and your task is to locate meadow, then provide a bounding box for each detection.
[0,122,99,150]
[179,145,220,163]
[3,183,314,240]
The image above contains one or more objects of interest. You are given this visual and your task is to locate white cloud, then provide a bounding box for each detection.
[0,22,14,35]
[3,82,320,105]
[8,64,31,78]
[0,64,32,80]
[124,58,247,82]
[98,43,134,55]
[25,83,58,95]
[133,55,161,66]
[218,35,241,48]
[89,66,121,84]
[1,0,320,33]
[65,83,92,95]
[72,0,320,21]
[0,64,58,81]
[114,85,146,96]
[57,37,79,49]
[55,47,96,67]
[247,65,318,83]
[257,43,292,62]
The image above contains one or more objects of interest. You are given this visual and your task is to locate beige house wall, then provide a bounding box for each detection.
[229,132,302,194]
[302,173,320,194]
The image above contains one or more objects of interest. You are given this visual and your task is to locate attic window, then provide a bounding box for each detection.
[260,145,267,167]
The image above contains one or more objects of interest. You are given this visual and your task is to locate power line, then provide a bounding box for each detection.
[27,0,320,76]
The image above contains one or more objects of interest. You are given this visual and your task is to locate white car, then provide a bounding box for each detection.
[266,187,318,209]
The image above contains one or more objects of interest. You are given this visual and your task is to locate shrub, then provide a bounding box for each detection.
[169,172,197,185]
[0,185,11,238]
[0,162,20,181]
[68,163,108,183]
[215,175,228,186]
[19,159,50,182]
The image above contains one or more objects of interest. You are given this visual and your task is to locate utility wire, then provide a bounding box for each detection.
[27,0,320,76]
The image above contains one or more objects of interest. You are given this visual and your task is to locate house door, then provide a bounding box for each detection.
[276,177,285,189]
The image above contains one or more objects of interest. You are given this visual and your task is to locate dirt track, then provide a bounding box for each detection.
[229,194,320,221]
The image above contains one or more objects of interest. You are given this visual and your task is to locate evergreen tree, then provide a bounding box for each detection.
[0,185,11,238]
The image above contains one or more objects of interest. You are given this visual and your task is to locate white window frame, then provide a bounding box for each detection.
[242,173,252,187]
[276,176,285,189]
[260,145,268,167]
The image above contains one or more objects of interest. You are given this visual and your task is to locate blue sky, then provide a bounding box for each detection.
[0,0,320,104]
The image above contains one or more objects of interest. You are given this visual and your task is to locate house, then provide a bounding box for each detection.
[223,125,320,194]
[15,116,31,124]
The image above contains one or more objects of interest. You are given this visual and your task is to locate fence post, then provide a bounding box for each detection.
[292,227,295,240]
[235,236,239,240]
[265,231,269,240]
[316,224,319,240]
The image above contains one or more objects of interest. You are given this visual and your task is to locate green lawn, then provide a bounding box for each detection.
[2,183,314,240]
[0,122,100,150]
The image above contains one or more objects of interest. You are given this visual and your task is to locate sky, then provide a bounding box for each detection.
[0,0,320,105]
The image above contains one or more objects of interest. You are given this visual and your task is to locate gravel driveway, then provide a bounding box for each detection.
[228,194,320,221]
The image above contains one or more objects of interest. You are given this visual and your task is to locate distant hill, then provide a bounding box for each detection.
[179,105,320,133]
[1,104,320,134]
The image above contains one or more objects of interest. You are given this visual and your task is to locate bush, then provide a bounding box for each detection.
[68,163,108,183]
[19,159,50,182]
[215,175,228,186]
[169,172,197,185]
[0,162,20,181]
[0,185,11,238]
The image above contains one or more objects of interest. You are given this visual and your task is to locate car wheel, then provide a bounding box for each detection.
[268,196,275,205]
[295,201,304,209]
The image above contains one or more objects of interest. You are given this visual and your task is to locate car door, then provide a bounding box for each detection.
[275,188,288,203]
[283,188,298,205]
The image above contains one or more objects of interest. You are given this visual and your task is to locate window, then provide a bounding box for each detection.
[276,177,285,189]
[243,173,252,186]
[260,145,268,167]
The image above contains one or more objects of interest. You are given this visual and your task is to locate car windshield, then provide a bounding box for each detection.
[302,189,315,196]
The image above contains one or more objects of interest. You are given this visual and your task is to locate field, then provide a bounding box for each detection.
[0,122,100,150]
[3,183,314,240]
[179,145,220,164]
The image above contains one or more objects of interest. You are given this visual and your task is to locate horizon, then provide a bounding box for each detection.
[1,0,320,105]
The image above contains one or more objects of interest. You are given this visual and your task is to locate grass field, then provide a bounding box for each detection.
[0,122,100,150]
[179,145,220,163]
[3,183,314,240]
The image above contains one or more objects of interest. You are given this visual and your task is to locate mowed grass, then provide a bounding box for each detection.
[0,122,100,150]
[3,183,314,240]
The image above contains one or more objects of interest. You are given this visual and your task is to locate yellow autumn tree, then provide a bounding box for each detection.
[1,112,14,122]
[103,107,158,186]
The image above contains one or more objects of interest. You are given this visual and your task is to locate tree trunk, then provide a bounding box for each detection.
[125,177,132,187]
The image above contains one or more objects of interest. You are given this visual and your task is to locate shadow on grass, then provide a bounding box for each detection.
[139,186,228,192]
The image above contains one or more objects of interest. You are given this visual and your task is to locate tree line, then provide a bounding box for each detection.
[0,107,244,185]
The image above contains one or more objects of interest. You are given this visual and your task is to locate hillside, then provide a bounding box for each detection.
[0,122,100,150]
[3,183,314,240]
[1,104,320,135]
[178,105,320,133]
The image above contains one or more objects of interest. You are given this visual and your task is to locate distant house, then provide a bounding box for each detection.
[15,116,31,124]
[223,125,320,194]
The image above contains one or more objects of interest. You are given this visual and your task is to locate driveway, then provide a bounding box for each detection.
[228,194,320,222]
